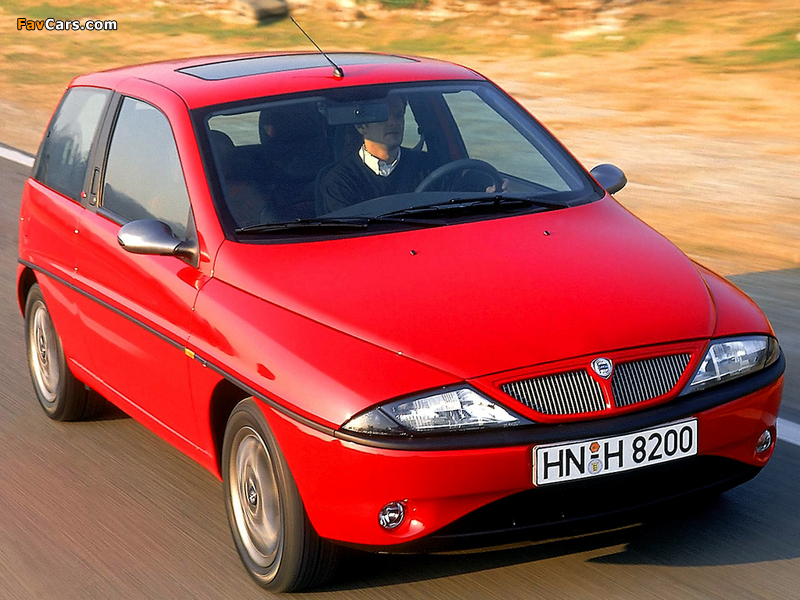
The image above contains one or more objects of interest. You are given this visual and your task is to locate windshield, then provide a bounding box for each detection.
[199,81,602,236]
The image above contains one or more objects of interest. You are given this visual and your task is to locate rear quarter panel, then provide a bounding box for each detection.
[18,178,92,372]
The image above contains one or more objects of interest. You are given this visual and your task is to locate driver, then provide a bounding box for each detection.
[318,95,435,214]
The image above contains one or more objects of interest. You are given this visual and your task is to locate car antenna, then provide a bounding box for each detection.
[289,16,344,79]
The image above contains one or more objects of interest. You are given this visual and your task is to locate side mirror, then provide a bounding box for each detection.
[118,219,198,264]
[590,164,627,195]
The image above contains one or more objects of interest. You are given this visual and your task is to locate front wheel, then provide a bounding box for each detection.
[24,283,101,421]
[222,398,338,592]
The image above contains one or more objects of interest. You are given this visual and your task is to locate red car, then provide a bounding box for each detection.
[18,52,784,592]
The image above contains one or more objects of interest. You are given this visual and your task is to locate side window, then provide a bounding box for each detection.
[102,97,191,240]
[34,87,111,201]
[209,111,260,146]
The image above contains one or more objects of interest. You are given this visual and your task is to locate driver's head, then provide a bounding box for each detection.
[356,95,406,160]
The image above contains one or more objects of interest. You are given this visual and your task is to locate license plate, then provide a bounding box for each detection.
[533,419,698,486]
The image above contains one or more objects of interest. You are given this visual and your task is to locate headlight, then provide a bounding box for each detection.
[682,335,780,394]
[341,387,533,436]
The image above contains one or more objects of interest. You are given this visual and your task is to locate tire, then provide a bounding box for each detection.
[24,283,104,421]
[222,398,339,592]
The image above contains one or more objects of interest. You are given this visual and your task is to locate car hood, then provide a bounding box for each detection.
[214,197,716,380]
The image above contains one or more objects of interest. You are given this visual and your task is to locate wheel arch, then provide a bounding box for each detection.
[208,378,252,476]
[17,266,38,316]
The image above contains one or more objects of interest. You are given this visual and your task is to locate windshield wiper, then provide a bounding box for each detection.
[236,218,370,235]
[235,215,440,235]
[376,195,565,219]
[234,197,557,235]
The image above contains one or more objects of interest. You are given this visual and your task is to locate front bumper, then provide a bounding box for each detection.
[262,352,784,548]
[399,455,759,552]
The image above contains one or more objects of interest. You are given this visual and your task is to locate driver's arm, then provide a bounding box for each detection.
[318,162,364,214]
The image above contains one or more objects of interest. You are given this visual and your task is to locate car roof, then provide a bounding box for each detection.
[70,52,486,109]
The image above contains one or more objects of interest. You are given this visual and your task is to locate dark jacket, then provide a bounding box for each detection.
[319,149,434,214]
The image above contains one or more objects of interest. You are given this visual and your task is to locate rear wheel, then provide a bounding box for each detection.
[24,283,101,421]
[222,398,338,592]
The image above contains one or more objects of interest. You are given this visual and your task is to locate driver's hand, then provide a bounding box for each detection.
[486,178,509,194]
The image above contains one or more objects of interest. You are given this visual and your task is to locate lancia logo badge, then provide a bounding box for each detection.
[591,357,613,379]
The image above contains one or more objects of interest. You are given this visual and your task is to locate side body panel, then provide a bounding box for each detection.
[68,78,221,455]
[187,274,459,433]
[18,180,88,368]
[73,210,203,443]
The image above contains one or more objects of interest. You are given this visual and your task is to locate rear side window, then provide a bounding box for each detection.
[102,97,192,239]
[34,87,111,201]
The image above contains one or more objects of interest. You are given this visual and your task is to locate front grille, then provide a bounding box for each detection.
[612,354,691,407]
[501,353,692,416]
[501,371,605,415]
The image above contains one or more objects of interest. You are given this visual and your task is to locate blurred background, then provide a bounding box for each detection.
[2,0,798,276]
[1,3,799,598]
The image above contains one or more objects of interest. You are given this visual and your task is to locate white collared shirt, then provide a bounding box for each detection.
[360,145,401,177]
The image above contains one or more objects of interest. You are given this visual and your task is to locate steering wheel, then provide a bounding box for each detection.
[415,158,504,193]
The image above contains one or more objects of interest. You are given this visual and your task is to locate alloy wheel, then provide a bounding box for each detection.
[228,426,282,568]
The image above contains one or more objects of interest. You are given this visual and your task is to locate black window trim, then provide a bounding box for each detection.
[85,90,122,212]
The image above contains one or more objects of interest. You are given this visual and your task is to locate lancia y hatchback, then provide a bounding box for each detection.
[17,52,784,592]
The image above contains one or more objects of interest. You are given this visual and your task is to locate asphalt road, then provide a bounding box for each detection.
[1,155,798,600]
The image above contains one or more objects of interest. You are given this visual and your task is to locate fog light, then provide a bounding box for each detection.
[378,501,405,530]
[756,429,773,454]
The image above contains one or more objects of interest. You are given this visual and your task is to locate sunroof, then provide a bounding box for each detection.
[178,53,416,81]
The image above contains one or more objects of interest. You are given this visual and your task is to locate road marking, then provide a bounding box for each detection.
[778,418,800,448]
[0,144,34,168]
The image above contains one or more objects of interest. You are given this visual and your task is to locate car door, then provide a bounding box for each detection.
[19,86,112,374]
[72,87,204,448]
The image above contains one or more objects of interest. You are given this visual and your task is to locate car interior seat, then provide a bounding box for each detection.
[209,129,274,228]
[259,102,332,221]
[314,124,363,217]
